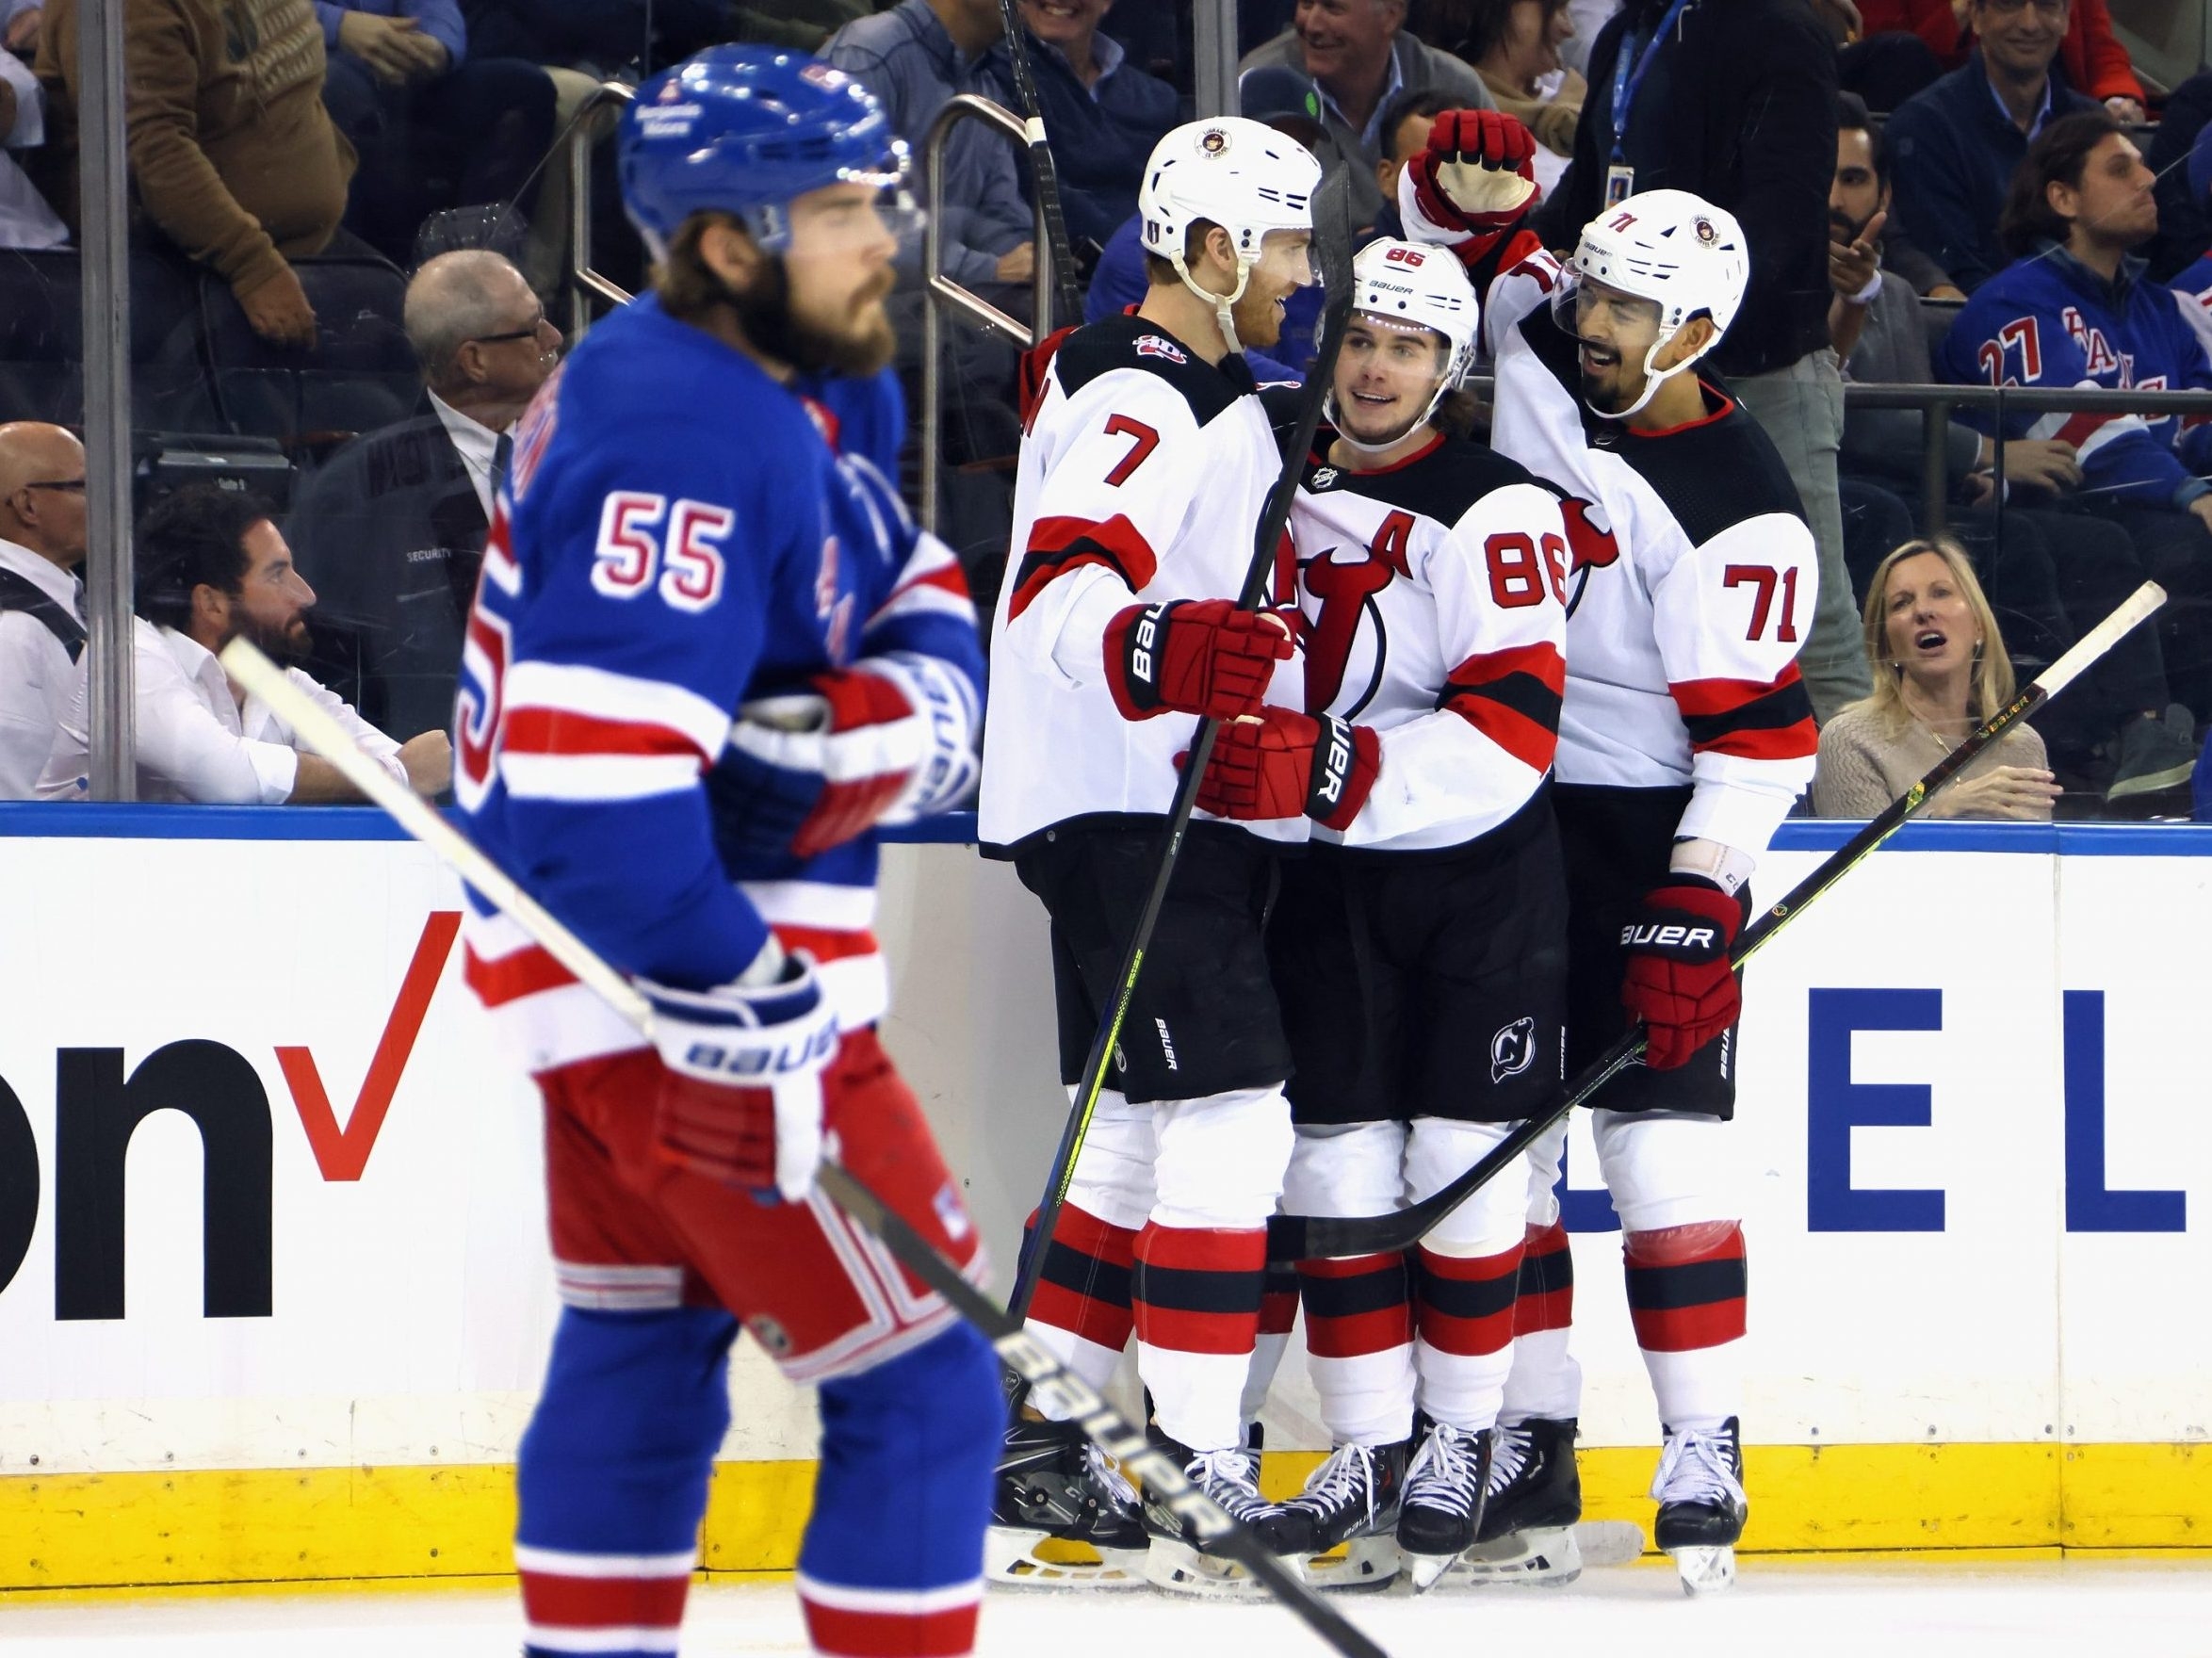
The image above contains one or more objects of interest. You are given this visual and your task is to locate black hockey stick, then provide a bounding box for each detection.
[1267,579,2169,1263]
[213,638,1391,1658]
[1007,165,1359,1324]
[992,0,1084,328]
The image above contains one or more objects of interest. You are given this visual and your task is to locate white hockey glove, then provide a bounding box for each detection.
[715,654,980,860]
[641,940,840,1201]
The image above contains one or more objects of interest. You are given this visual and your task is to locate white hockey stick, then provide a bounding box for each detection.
[218,639,1393,1658]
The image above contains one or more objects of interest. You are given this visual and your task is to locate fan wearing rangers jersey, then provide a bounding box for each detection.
[1197,237,1571,1593]
[980,117,1322,1595]
[452,50,1000,1658]
[1399,115,1818,1595]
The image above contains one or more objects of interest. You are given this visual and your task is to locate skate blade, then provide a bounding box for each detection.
[1669,1544,1736,1596]
[1400,1549,1463,1593]
[1142,1536,1294,1598]
[1452,1524,1583,1587]
[984,1526,1149,1590]
[1299,1534,1400,1592]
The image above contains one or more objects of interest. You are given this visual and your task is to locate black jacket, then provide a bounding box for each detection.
[1536,0,1837,379]
[288,411,489,743]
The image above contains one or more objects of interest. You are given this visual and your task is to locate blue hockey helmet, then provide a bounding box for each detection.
[619,46,910,258]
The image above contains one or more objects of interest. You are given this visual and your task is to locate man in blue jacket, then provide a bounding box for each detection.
[1940,108,2212,736]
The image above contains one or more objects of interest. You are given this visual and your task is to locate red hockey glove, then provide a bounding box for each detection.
[1618,879,1745,1070]
[1103,598,1293,722]
[1189,707,1381,830]
[1407,109,1540,262]
[643,953,839,1201]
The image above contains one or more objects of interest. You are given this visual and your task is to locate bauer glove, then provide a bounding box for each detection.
[1618,878,1746,1070]
[1187,707,1381,831]
[642,947,839,1201]
[1405,109,1539,264]
[1103,598,1294,722]
[714,655,980,861]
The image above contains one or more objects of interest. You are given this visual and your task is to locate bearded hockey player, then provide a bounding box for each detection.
[1398,114,1819,1594]
[979,116,1323,1595]
[452,48,1000,1658]
[1195,236,1570,1593]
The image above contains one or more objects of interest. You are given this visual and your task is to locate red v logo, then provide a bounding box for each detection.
[278,911,463,1181]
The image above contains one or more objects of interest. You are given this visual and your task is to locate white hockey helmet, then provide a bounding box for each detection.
[1326,236,1481,453]
[1560,188,1748,419]
[1139,117,1322,352]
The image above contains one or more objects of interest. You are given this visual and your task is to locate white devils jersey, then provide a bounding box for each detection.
[1480,252,1818,859]
[1292,433,1568,852]
[980,314,1304,853]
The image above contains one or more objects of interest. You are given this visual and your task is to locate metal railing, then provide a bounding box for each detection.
[919,94,1058,534]
[565,80,637,340]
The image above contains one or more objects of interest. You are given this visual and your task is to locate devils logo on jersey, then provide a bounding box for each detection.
[1304,509,1414,716]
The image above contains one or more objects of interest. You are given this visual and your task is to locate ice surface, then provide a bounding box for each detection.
[3,1559,2208,1657]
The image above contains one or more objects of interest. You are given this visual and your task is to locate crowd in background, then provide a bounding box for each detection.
[4,0,2212,820]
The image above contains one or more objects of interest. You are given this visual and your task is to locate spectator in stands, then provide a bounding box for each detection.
[317,2,557,268]
[1830,96,2193,799]
[2168,126,2212,347]
[1940,111,2212,734]
[1464,0,1581,196]
[1532,0,1866,722]
[824,0,1037,301]
[1856,0,2142,120]
[1884,0,2097,295]
[1240,0,1492,229]
[984,0,1177,258]
[287,249,556,740]
[2144,72,2212,283]
[37,0,356,349]
[0,24,63,248]
[39,484,450,803]
[1814,536,2061,819]
[0,421,83,798]
[1370,88,1454,237]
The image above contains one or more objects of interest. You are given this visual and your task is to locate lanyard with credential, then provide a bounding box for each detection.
[1608,0,1694,164]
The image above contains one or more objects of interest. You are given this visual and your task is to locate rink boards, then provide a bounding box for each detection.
[0,808,2204,1587]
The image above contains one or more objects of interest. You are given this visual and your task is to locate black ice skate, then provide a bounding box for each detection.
[1395,1421,1492,1591]
[1651,1417,1748,1596]
[1456,1416,1590,1586]
[987,1417,1148,1589]
[1139,1431,1303,1597]
[1277,1439,1408,1591]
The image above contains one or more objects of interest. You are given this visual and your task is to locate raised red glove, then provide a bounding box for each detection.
[1103,599,1293,722]
[1190,707,1380,830]
[1618,879,1745,1070]
[1406,110,1540,265]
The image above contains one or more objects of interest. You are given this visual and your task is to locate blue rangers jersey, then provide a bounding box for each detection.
[454,295,984,1074]
[1938,246,2212,510]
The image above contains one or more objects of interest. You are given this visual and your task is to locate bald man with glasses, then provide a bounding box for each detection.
[0,421,86,798]
[286,249,561,742]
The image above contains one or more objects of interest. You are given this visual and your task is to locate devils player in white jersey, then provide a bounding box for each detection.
[979,116,1320,1595]
[1195,237,1570,1592]
[1397,115,1819,1593]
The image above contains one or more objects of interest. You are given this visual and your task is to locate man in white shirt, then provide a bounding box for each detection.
[286,248,560,740]
[40,483,451,803]
[0,29,67,249]
[0,420,83,796]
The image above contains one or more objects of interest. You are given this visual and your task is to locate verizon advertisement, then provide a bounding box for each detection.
[0,824,2204,1477]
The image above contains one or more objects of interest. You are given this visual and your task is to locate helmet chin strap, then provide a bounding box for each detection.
[1325,373,1453,456]
[1172,250,1254,355]
[1586,330,1715,423]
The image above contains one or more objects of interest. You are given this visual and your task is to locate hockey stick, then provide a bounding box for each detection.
[1267,579,2168,1263]
[218,639,1392,1658]
[1006,165,1359,1323]
[992,0,1084,329]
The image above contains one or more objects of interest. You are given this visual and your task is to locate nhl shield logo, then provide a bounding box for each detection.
[1490,1016,1537,1084]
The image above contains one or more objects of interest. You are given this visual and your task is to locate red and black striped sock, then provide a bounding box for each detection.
[1023,1203,1137,1387]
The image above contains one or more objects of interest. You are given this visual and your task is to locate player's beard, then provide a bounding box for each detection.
[736,257,898,379]
[1230,279,1289,351]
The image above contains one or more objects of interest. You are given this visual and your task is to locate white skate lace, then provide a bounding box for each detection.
[1187,1448,1271,1520]
[1085,1443,1141,1513]
[1649,1429,1745,1509]
[1288,1442,1382,1528]
[1486,1423,1534,1496]
[1404,1423,1485,1517]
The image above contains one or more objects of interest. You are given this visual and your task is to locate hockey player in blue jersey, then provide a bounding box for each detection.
[1939,109,2212,717]
[450,47,1000,1658]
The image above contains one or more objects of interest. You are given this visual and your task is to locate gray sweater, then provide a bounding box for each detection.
[1839,263,1982,495]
